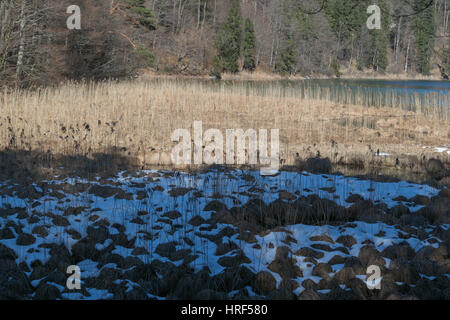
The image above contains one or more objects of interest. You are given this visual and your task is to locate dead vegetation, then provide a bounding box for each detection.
[0,79,449,180]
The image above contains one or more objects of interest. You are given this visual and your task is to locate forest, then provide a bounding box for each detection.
[0,0,449,86]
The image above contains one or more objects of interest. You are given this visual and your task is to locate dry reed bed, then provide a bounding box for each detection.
[0,80,449,173]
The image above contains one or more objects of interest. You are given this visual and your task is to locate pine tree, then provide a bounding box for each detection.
[275,38,297,75]
[331,56,342,78]
[325,0,369,72]
[242,18,256,71]
[366,0,390,71]
[325,0,369,43]
[214,0,242,73]
[274,1,298,75]
[439,39,450,79]
[413,0,436,75]
[125,0,157,30]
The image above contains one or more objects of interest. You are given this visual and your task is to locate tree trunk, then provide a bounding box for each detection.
[395,17,402,64]
[197,0,201,29]
[200,0,207,35]
[0,1,5,38]
[1,0,12,48]
[213,0,216,25]
[16,0,27,79]
[405,35,411,73]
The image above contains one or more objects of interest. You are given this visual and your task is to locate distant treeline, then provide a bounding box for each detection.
[0,0,449,86]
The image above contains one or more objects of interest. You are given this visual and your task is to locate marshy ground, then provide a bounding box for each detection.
[0,79,449,300]
[0,167,449,300]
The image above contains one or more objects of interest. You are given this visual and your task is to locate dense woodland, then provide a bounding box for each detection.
[0,0,449,86]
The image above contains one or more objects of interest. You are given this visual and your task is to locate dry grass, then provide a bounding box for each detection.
[220,70,304,81]
[0,79,448,173]
[339,67,444,81]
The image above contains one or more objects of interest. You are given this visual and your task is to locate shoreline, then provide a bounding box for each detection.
[139,69,447,82]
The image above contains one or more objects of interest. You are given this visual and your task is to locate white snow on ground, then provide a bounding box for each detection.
[0,169,443,299]
[374,152,391,157]
[62,288,114,300]
[435,147,449,153]
[422,145,450,155]
[72,169,438,209]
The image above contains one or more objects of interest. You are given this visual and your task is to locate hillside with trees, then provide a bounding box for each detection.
[0,0,449,86]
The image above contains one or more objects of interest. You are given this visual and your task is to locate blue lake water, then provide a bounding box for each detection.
[221,78,450,116]
[309,79,450,93]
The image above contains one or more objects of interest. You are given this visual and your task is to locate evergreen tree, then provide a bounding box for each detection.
[275,38,297,75]
[274,1,298,75]
[331,56,342,78]
[325,0,369,43]
[413,0,436,75]
[366,0,390,71]
[214,0,242,73]
[242,18,256,71]
[125,0,157,30]
[324,0,369,71]
[439,39,450,79]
